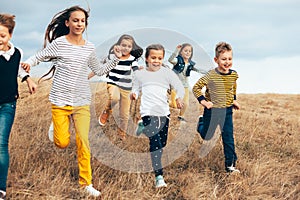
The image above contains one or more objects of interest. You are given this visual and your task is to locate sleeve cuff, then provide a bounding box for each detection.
[21,75,30,82]
[197,95,206,103]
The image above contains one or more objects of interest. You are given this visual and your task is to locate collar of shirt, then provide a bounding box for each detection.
[0,42,15,61]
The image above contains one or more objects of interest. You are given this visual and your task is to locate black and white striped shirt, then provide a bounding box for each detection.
[26,36,119,106]
[107,55,138,90]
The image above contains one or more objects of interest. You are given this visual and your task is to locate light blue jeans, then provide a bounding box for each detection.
[0,101,16,192]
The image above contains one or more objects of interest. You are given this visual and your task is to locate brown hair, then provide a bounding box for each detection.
[0,13,16,35]
[179,43,193,60]
[145,44,165,66]
[108,34,143,59]
[215,42,232,58]
[39,6,89,83]
[44,5,89,48]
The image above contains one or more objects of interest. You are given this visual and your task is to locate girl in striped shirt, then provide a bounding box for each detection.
[22,6,121,197]
[90,34,142,140]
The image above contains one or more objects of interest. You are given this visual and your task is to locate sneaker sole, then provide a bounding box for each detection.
[156,184,167,188]
[98,117,106,126]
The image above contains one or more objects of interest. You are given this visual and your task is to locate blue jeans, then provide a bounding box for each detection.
[0,101,16,191]
[199,106,237,168]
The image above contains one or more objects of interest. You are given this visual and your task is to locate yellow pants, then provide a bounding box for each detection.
[105,84,131,132]
[170,87,189,117]
[51,104,92,186]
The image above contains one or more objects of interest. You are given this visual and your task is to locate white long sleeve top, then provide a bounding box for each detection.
[25,36,119,106]
[132,66,184,117]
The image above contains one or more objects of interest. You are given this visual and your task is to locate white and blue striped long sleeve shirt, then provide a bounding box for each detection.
[26,36,119,106]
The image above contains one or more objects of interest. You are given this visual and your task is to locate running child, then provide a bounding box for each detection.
[168,43,205,121]
[130,44,184,188]
[21,6,122,197]
[193,42,240,173]
[89,34,143,140]
[0,13,37,199]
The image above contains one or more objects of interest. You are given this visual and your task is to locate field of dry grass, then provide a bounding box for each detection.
[6,80,300,199]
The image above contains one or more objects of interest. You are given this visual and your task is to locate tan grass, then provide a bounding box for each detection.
[5,80,300,199]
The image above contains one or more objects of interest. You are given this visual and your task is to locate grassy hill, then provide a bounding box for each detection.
[6,81,300,199]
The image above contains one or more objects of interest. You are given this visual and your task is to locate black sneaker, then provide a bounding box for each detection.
[197,115,205,139]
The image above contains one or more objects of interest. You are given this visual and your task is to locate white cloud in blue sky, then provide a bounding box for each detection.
[1,0,299,93]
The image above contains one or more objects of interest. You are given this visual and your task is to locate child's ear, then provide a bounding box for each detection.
[214,57,218,63]
[65,20,69,27]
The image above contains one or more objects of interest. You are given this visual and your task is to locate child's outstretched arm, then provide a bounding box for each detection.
[168,45,181,65]
[18,65,37,94]
[232,81,240,109]
[193,67,209,75]
[25,77,37,94]
[89,45,122,76]
[130,72,140,101]
[193,74,213,109]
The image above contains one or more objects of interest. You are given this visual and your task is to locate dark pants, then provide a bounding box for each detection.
[0,101,16,192]
[199,106,237,167]
[142,115,169,177]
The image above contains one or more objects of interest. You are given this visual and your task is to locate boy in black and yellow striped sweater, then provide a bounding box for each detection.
[193,42,240,173]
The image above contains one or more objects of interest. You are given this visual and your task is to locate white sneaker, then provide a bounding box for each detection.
[226,165,240,173]
[155,175,167,188]
[48,122,54,142]
[0,190,6,200]
[85,184,101,197]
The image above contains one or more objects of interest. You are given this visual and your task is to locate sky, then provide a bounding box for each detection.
[1,0,300,94]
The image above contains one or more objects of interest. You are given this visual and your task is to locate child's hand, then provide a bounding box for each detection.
[233,100,240,110]
[130,93,137,100]
[88,72,95,80]
[26,77,37,94]
[138,66,144,70]
[201,100,213,109]
[176,98,184,109]
[113,45,122,58]
[176,44,182,50]
[21,62,31,72]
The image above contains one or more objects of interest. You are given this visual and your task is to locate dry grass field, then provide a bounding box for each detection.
[5,80,300,199]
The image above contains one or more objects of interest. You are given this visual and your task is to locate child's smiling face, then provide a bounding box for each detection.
[65,10,86,36]
[180,45,192,60]
[0,25,11,51]
[214,50,233,73]
[146,49,164,72]
[119,39,133,57]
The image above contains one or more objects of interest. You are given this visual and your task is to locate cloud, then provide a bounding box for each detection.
[2,0,299,93]
[236,56,300,94]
